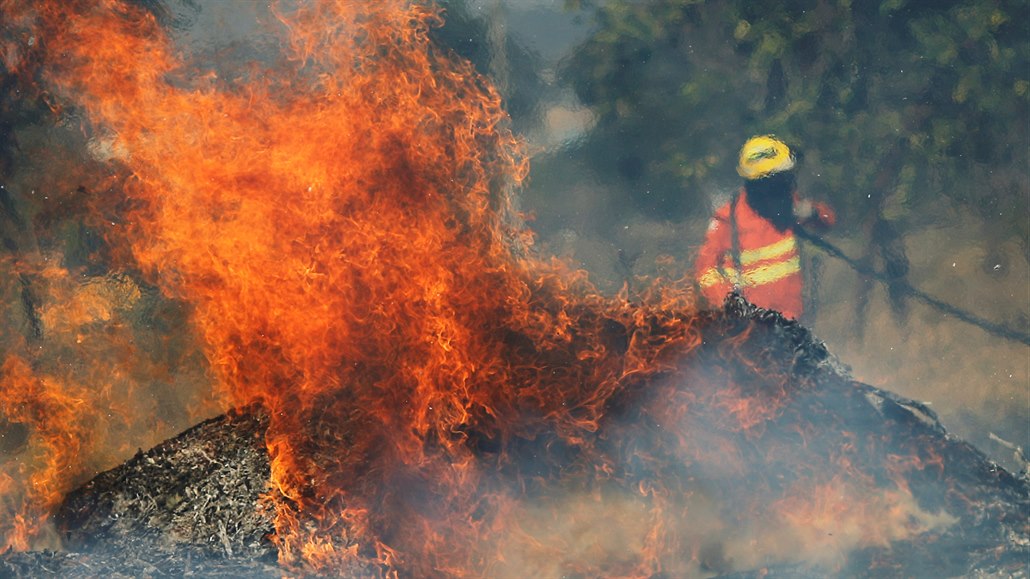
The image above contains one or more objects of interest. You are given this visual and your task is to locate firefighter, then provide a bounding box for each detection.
[694,135,834,320]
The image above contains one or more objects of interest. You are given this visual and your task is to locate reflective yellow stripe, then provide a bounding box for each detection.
[699,256,800,289]
[738,236,797,266]
[744,255,800,286]
[699,267,736,288]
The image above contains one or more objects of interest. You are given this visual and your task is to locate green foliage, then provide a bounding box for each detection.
[556,0,1028,242]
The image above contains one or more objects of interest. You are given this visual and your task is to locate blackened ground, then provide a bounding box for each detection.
[0,549,281,578]
[1,296,1027,578]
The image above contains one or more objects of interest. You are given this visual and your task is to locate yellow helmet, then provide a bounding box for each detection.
[737,135,795,180]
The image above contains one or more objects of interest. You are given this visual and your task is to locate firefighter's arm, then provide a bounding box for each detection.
[694,214,733,306]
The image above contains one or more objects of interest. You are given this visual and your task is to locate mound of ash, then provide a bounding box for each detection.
[2,410,280,578]
[2,296,1027,578]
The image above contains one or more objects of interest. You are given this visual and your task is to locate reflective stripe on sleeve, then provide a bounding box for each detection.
[699,267,734,288]
[699,255,800,289]
[744,255,801,286]
[738,236,797,266]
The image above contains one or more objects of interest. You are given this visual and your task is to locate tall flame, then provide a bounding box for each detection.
[1,0,702,572]
[0,1,976,576]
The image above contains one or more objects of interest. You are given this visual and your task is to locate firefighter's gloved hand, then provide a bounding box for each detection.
[812,201,836,227]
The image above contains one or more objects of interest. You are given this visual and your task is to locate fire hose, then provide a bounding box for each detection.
[794,227,1030,347]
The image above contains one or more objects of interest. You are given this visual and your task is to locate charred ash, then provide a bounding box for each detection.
[2,296,1027,578]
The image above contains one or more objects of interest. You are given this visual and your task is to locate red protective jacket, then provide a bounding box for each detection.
[695,190,834,320]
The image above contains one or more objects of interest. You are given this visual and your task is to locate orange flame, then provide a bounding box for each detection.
[0,353,86,551]
[0,251,216,551]
[0,1,976,576]
[0,0,703,572]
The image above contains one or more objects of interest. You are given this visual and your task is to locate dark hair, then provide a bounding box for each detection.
[744,171,796,231]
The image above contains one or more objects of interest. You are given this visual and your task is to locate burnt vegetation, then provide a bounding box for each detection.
[2,299,1027,577]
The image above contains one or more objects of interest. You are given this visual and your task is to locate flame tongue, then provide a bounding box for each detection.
[3,1,1012,576]
[3,0,696,572]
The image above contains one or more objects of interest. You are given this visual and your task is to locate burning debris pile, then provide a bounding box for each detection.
[0,0,1027,577]
[2,298,1028,577]
[2,411,280,578]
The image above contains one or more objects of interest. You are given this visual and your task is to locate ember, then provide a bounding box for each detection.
[0,1,1026,577]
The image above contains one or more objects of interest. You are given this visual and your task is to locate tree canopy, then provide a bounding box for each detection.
[556,0,1028,243]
